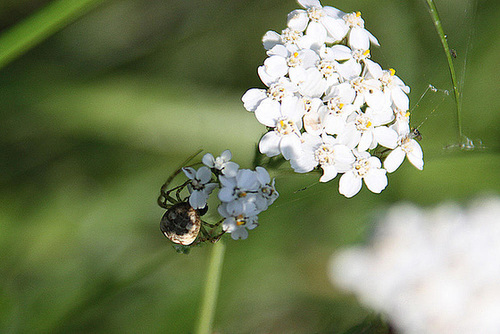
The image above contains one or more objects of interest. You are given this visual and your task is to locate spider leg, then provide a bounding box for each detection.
[157,149,203,208]
[203,218,224,229]
[208,230,226,243]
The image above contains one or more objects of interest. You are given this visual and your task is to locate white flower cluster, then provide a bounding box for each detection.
[182,150,279,240]
[242,0,423,198]
[331,196,500,334]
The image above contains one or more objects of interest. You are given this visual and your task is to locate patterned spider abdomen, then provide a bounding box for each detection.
[160,202,201,245]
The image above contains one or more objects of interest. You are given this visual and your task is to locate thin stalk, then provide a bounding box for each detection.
[424,0,463,139]
[0,0,107,70]
[195,240,226,334]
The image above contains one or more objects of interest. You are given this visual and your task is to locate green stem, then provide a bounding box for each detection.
[0,0,107,71]
[195,240,226,334]
[424,0,463,139]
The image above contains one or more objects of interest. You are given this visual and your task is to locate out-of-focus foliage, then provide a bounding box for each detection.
[0,0,498,333]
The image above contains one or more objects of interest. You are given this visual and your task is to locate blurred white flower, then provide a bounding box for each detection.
[330,196,500,334]
[338,151,387,197]
[218,169,260,214]
[254,166,279,211]
[202,149,239,177]
[218,203,259,240]
[384,135,424,173]
[182,166,218,209]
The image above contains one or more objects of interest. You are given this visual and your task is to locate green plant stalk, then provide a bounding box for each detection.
[195,240,226,334]
[0,0,107,71]
[424,0,463,139]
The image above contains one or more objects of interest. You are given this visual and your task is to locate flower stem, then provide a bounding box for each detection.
[0,0,107,71]
[424,0,463,139]
[195,240,226,334]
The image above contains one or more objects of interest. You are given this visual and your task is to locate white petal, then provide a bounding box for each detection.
[182,167,196,180]
[219,175,235,188]
[222,161,239,177]
[357,131,373,152]
[337,123,361,149]
[287,9,309,32]
[242,88,266,112]
[196,166,212,183]
[306,21,327,45]
[281,96,304,123]
[202,153,215,168]
[334,145,356,165]
[339,171,362,198]
[367,156,382,169]
[384,147,405,173]
[189,190,208,209]
[262,30,281,50]
[319,165,338,182]
[323,115,344,135]
[364,168,387,193]
[392,87,410,111]
[373,126,398,149]
[364,90,387,110]
[348,27,369,51]
[255,166,271,184]
[321,16,348,42]
[263,55,288,79]
[257,65,278,87]
[255,98,281,127]
[218,187,234,202]
[298,68,327,98]
[329,45,352,60]
[237,169,259,190]
[259,131,281,157]
[364,59,383,78]
[338,59,361,80]
[290,152,317,173]
[229,226,248,240]
[220,149,232,161]
[407,140,424,170]
[280,134,302,160]
[323,6,345,19]
[267,44,289,58]
[298,0,321,8]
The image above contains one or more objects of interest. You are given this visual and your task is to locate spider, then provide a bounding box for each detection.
[157,157,224,248]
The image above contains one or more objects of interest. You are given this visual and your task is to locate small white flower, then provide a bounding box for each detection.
[218,203,259,240]
[338,151,387,197]
[342,11,379,51]
[350,76,388,110]
[241,77,298,113]
[255,166,279,211]
[202,149,239,177]
[257,97,305,160]
[301,97,324,135]
[182,166,218,209]
[218,169,260,214]
[259,45,319,83]
[368,66,411,111]
[288,0,348,45]
[291,133,355,182]
[384,135,424,173]
[345,107,398,152]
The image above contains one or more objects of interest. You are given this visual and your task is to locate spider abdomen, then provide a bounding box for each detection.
[160,202,201,245]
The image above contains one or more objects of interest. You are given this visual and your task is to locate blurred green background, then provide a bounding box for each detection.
[0,0,499,333]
